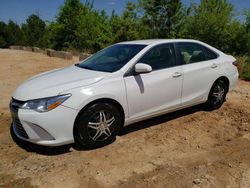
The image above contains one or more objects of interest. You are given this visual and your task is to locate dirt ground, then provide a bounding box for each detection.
[0,49,249,188]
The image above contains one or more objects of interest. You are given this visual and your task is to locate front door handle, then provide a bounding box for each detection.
[211,64,218,69]
[172,72,182,78]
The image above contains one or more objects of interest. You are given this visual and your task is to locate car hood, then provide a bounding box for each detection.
[12,65,108,101]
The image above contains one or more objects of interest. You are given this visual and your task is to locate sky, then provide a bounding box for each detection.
[0,0,249,24]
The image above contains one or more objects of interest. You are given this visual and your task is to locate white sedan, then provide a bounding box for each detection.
[10,39,238,148]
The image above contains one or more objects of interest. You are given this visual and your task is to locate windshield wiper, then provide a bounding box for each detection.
[75,64,95,71]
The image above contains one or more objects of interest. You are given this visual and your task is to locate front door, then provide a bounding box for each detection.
[124,43,183,121]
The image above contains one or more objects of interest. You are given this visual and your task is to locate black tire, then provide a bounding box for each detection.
[74,103,122,148]
[206,80,227,110]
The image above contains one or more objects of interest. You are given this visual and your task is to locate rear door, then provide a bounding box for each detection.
[124,43,183,120]
[176,42,220,106]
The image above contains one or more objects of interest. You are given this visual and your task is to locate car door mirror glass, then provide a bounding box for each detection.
[135,63,152,74]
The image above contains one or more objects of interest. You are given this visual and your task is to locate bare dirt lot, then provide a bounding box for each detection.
[0,49,250,188]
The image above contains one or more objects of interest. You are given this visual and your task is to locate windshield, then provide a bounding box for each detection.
[76,44,146,72]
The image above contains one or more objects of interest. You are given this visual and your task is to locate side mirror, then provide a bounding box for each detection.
[134,63,152,74]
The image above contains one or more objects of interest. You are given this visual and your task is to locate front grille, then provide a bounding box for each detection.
[13,118,29,139]
[10,98,29,139]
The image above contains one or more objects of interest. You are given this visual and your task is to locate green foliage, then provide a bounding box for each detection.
[242,60,250,81]
[139,0,183,38]
[0,20,25,48]
[52,0,85,50]
[236,55,248,77]
[110,2,140,42]
[6,20,25,45]
[227,21,249,55]
[76,9,112,52]
[245,9,250,32]
[38,22,58,49]
[235,56,250,81]
[181,0,233,51]
[22,14,46,47]
[0,0,249,59]
[0,21,8,48]
[50,0,112,52]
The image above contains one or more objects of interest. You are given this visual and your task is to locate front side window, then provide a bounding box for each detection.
[138,43,176,71]
[77,44,146,72]
[178,43,218,64]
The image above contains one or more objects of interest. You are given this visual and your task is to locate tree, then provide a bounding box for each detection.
[245,9,250,32]
[0,21,8,48]
[227,21,248,55]
[88,10,112,51]
[110,2,141,42]
[52,0,85,50]
[22,14,46,47]
[52,0,113,52]
[6,20,25,45]
[181,0,234,52]
[72,3,112,52]
[244,9,250,55]
[139,0,183,38]
[37,22,58,49]
[0,20,25,48]
[109,10,121,41]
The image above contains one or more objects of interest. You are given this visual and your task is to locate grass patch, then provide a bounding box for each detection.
[241,62,250,81]
[235,56,250,81]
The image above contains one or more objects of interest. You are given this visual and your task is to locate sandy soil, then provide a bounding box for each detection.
[0,49,249,188]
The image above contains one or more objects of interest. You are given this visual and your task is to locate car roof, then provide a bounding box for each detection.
[118,39,201,45]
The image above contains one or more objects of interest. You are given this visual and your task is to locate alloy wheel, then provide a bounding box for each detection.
[87,110,116,141]
[212,84,225,105]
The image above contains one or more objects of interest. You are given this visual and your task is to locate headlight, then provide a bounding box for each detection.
[21,94,71,112]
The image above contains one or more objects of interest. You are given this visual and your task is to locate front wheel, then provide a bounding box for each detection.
[74,103,122,148]
[205,80,227,110]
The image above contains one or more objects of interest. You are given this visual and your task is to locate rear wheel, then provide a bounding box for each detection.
[74,103,122,148]
[206,80,227,110]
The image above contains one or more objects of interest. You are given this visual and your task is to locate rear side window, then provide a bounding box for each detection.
[178,43,218,64]
[138,43,176,71]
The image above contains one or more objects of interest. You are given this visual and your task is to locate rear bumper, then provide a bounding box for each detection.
[228,69,239,91]
[10,99,78,146]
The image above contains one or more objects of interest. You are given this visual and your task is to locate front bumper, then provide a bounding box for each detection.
[10,98,78,146]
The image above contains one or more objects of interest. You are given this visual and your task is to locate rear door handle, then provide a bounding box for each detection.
[211,64,218,68]
[172,72,182,78]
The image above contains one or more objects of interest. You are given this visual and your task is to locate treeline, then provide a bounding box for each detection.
[0,0,250,55]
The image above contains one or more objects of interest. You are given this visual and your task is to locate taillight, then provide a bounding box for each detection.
[232,61,238,67]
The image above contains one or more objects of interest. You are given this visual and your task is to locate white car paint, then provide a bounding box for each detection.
[124,65,183,122]
[10,39,239,146]
[13,65,108,101]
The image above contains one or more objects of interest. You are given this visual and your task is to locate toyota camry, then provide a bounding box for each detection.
[10,39,239,148]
